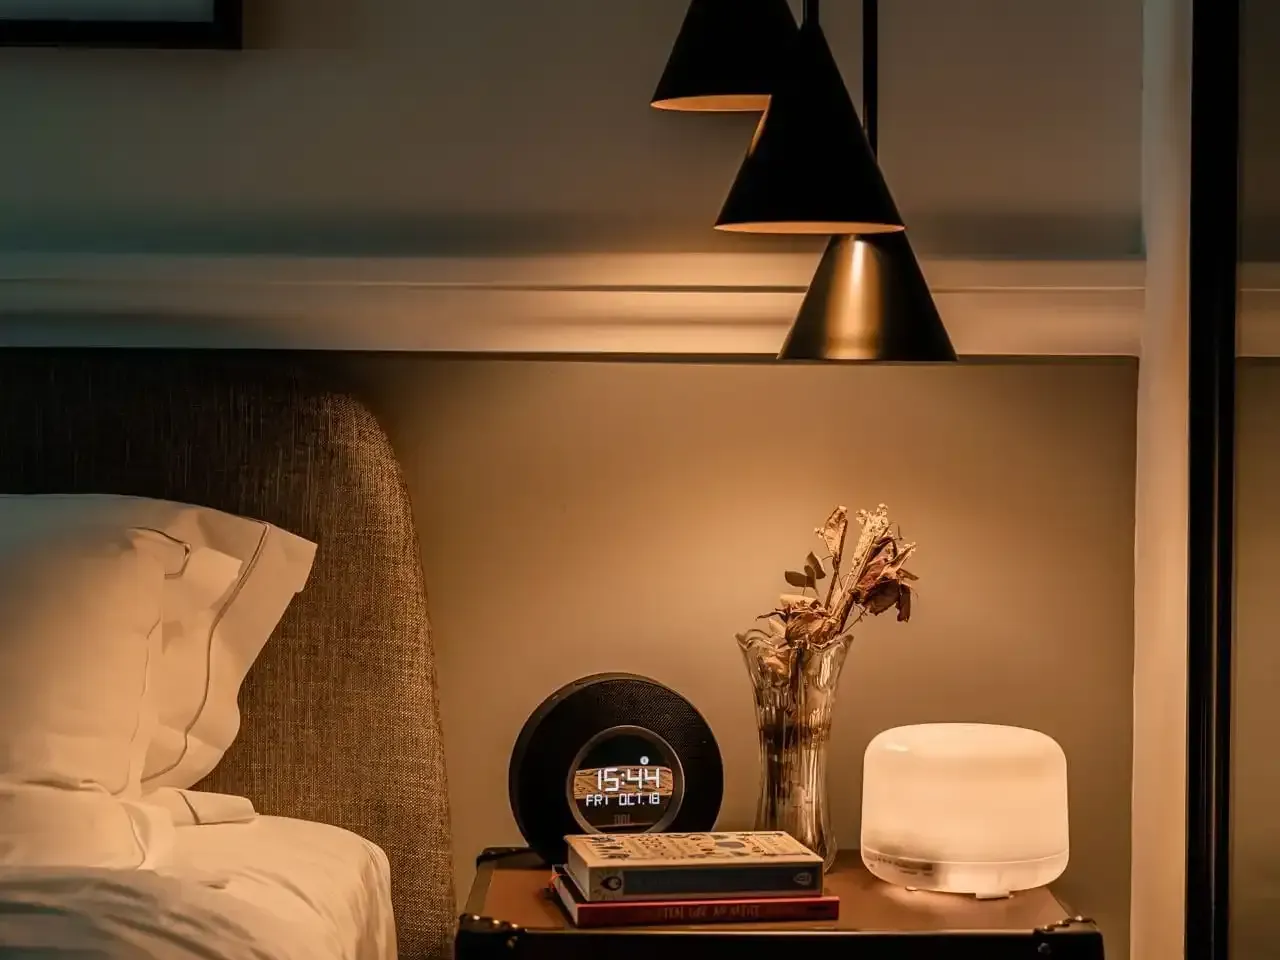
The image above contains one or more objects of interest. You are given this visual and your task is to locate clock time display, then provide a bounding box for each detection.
[568,730,681,833]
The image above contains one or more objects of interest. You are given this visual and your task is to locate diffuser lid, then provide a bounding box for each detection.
[869,723,1063,763]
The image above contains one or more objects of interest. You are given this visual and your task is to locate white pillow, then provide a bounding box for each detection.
[144,508,316,789]
[0,522,186,869]
[142,787,257,826]
[0,785,175,870]
[0,495,317,789]
[0,525,172,796]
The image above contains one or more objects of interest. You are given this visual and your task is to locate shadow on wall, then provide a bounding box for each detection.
[0,213,1140,260]
[0,311,304,349]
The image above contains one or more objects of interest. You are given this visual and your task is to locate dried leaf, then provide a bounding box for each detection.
[785,608,832,648]
[897,584,913,622]
[753,614,789,640]
[805,552,826,579]
[844,510,892,597]
[852,538,896,599]
[881,542,917,581]
[779,594,818,611]
[864,581,901,616]
[784,570,809,588]
[815,507,848,559]
[803,563,824,592]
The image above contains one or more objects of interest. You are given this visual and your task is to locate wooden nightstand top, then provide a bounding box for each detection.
[456,847,1102,960]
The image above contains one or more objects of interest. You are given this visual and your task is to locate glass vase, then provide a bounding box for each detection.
[737,625,853,871]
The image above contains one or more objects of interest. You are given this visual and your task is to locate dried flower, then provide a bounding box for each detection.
[748,503,919,653]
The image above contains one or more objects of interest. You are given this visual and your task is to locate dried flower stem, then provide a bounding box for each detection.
[818,507,849,610]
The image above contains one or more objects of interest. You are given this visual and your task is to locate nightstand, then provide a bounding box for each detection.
[455,847,1103,960]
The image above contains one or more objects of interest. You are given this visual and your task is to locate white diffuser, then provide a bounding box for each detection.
[861,723,1068,897]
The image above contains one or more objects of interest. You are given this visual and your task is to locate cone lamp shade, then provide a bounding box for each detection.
[651,0,799,112]
[715,17,904,235]
[779,233,957,361]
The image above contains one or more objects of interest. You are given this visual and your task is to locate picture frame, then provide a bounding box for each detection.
[0,0,240,48]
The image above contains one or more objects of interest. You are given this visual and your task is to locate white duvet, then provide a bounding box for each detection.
[0,816,396,960]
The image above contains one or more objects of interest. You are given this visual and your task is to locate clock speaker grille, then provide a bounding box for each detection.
[508,673,723,865]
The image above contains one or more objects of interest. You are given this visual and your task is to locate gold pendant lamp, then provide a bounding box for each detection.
[778,232,956,361]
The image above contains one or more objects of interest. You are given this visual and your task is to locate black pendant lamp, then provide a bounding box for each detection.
[715,0,903,234]
[651,0,798,113]
[775,0,957,361]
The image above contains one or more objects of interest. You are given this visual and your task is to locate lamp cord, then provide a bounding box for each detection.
[802,0,877,154]
[863,0,878,156]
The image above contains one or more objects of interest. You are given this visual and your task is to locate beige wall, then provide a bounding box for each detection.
[0,0,1152,949]
[1231,361,1280,959]
[349,356,1137,957]
[0,0,1141,259]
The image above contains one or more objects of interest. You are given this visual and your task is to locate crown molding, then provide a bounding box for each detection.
[0,252,1152,355]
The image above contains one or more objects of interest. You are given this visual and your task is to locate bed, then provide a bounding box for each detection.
[0,350,455,960]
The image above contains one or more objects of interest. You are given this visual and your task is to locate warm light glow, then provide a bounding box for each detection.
[716,221,905,235]
[651,94,771,112]
[861,723,1069,896]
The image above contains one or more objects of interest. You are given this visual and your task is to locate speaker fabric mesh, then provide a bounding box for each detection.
[509,673,724,865]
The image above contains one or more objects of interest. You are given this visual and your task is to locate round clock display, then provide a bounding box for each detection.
[509,674,722,865]
[568,726,683,833]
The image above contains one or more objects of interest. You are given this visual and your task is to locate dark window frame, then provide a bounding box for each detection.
[0,0,240,48]
[1186,0,1240,958]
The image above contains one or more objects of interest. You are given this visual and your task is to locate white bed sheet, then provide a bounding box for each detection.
[0,816,396,960]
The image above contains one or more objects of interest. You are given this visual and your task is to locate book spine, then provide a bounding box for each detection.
[566,846,590,900]
[589,863,823,901]
[574,898,839,929]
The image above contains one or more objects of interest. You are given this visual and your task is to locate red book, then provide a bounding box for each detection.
[550,867,840,929]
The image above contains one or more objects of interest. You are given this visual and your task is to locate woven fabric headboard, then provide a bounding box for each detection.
[0,350,454,960]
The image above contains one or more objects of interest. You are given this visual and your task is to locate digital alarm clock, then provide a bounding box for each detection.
[508,673,723,865]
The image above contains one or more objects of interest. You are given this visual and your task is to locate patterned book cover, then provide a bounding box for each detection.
[564,832,824,902]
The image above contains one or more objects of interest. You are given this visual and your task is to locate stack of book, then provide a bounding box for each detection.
[550,831,840,928]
